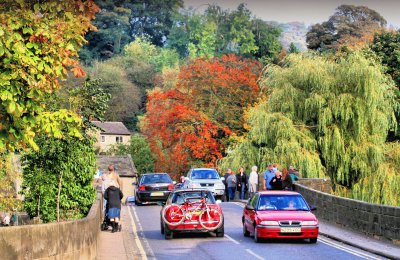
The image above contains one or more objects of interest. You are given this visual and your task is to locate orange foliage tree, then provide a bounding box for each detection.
[141,55,262,177]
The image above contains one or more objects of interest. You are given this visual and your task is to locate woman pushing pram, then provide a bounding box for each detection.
[103,179,123,232]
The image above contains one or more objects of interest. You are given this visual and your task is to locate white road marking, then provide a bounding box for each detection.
[231,202,245,208]
[319,237,383,260]
[246,249,265,260]
[131,206,156,259]
[224,234,240,244]
[127,206,148,260]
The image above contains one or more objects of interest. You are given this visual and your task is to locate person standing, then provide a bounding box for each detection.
[226,170,237,201]
[282,168,293,191]
[223,169,232,202]
[248,166,259,197]
[236,167,248,200]
[104,180,124,232]
[263,164,277,190]
[269,171,283,190]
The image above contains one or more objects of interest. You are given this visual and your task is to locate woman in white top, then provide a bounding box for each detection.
[248,166,258,196]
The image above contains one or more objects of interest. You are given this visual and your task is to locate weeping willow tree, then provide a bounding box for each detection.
[219,51,399,206]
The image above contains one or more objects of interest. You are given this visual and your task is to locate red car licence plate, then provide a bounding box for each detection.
[280,227,301,233]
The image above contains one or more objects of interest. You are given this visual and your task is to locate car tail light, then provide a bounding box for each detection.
[139,185,146,191]
[168,183,174,190]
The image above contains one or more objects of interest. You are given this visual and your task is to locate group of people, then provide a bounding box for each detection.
[101,164,123,233]
[222,164,301,201]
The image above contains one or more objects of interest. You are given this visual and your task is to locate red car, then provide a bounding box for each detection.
[242,191,319,243]
[160,189,224,240]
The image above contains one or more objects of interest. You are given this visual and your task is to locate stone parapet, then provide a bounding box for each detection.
[0,189,102,260]
[295,182,400,243]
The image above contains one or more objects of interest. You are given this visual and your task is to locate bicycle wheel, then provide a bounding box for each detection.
[199,208,223,230]
[162,204,185,226]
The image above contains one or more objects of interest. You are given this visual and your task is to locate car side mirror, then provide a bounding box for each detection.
[245,204,255,211]
[132,182,137,186]
[216,199,222,204]
[310,205,317,211]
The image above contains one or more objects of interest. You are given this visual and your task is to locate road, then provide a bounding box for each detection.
[126,202,387,260]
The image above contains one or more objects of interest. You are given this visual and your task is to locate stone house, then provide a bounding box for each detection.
[91,121,131,153]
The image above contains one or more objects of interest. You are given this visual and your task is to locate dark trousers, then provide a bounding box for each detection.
[225,186,229,202]
[228,187,236,200]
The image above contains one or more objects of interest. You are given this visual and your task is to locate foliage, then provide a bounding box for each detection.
[306,5,386,51]
[177,54,262,133]
[167,4,282,61]
[219,52,399,206]
[87,59,141,124]
[141,55,262,176]
[80,1,132,64]
[0,153,22,212]
[288,43,300,54]
[0,0,99,152]
[106,134,155,176]
[21,135,96,222]
[129,0,184,46]
[372,31,400,139]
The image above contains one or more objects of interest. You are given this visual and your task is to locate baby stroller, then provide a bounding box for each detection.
[100,201,122,232]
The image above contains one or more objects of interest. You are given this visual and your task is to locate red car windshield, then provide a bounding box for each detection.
[257,195,309,211]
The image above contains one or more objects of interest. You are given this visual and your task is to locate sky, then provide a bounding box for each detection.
[183,0,400,28]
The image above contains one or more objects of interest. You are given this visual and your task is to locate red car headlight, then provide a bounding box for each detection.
[260,220,279,226]
[301,220,318,226]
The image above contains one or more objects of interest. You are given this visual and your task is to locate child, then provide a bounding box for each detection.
[104,180,123,232]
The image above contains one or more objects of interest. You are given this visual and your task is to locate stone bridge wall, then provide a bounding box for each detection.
[295,182,400,242]
[0,189,103,260]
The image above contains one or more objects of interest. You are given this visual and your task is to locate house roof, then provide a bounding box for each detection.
[91,121,131,135]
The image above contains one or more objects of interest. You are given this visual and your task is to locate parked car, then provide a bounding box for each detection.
[160,189,224,240]
[125,196,136,206]
[242,191,319,243]
[134,173,175,206]
[182,168,225,201]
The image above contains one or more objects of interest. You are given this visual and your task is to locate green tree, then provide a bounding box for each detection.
[219,52,399,206]
[21,77,110,222]
[288,42,300,53]
[0,0,99,151]
[372,31,400,139]
[80,1,132,64]
[21,135,96,222]
[129,0,184,46]
[306,5,387,50]
[107,134,155,176]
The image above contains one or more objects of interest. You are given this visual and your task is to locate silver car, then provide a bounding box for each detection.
[183,168,226,201]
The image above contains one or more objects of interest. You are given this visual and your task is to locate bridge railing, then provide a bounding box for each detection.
[295,181,400,243]
[0,188,103,260]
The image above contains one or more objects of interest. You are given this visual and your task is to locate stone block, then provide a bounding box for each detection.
[31,223,59,259]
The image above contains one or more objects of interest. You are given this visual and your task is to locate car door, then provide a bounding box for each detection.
[244,194,259,231]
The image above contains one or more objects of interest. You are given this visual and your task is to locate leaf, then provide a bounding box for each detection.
[7,102,16,114]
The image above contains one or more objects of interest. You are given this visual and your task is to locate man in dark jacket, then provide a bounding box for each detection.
[104,180,124,232]
[223,169,232,202]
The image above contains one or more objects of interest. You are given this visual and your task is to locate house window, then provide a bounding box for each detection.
[101,136,105,142]
[116,136,123,143]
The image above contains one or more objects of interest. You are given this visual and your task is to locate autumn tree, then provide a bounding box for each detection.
[140,88,226,178]
[0,0,99,151]
[306,5,387,51]
[219,52,399,206]
[177,54,262,133]
[141,54,262,176]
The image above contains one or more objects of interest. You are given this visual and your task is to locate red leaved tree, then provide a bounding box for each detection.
[141,55,262,177]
